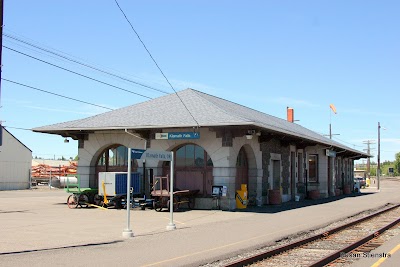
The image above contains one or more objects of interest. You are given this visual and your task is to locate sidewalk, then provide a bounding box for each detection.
[1,179,399,266]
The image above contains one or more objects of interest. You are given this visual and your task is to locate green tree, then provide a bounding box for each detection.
[394,152,400,175]
[370,167,377,176]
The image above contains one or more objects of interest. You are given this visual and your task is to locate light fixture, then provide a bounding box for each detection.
[64,138,69,143]
[245,130,255,140]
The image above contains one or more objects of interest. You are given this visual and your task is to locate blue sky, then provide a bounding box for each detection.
[1,1,399,163]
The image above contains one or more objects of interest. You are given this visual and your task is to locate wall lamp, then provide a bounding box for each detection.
[245,130,256,140]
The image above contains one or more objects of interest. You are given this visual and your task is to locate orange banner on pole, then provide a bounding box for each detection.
[330,104,337,114]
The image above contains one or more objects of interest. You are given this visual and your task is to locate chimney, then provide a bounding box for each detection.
[287,107,294,123]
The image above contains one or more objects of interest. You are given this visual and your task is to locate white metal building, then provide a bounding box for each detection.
[0,126,32,190]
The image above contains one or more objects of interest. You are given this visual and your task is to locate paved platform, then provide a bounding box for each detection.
[1,178,400,267]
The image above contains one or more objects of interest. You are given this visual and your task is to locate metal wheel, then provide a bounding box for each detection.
[153,198,162,212]
[167,197,179,211]
[115,197,123,209]
[78,194,89,208]
[94,194,102,206]
[119,196,127,209]
[174,196,180,211]
[188,197,195,209]
[67,194,78,209]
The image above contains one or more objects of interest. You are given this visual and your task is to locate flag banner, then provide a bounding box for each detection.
[330,104,337,114]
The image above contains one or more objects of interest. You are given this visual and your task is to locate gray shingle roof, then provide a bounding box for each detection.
[32,88,368,157]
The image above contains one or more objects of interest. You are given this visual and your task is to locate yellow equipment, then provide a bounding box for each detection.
[235,184,248,209]
[102,180,109,205]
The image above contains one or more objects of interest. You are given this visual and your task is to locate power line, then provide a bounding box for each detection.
[332,136,364,148]
[114,0,200,128]
[2,125,32,131]
[4,33,170,95]
[2,78,114,111]
[4,29,172,90]
[3,46,153,100]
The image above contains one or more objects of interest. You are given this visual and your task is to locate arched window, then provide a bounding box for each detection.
[176,144,213,167]
[96,145,138,174]
[164,144,213,195]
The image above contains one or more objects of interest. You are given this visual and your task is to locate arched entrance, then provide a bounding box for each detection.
[163,144,213,196]
[95,144,138,186]
[236,147,249,190]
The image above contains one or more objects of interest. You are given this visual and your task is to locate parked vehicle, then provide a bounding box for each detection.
[354,177,366,188]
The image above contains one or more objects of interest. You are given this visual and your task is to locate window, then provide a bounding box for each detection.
[166,144,213,196]
[175,144,213,168]
[308,154,318,182]
[97,145,137,168]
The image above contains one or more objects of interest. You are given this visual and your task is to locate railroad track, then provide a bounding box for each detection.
[225,204,400,267]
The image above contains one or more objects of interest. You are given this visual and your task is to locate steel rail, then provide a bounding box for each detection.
[224,204,400,267]
[309,217,400,267]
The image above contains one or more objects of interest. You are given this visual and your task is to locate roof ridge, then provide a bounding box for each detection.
[187,89,254,123]
[188,89,295,125]
[187,89,343,147]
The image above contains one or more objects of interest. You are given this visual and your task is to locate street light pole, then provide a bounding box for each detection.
[122,129,148,238]
[166,151,176,230]
[377,122,381,190]
[122,147,134,238]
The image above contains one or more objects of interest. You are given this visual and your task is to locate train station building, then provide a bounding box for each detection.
[33,89,369,210]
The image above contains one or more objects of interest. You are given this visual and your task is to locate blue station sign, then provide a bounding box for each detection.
[131,149,146,159]
[155,132,200,140]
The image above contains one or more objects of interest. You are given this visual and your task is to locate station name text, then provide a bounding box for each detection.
[145,152,172,161]
[169,133,195,139]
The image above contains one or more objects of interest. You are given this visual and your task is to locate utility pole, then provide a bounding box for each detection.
[0,0,3,100]
[325,123,340,139]
[363,140,375,180]
[0,0,4,134]
[378,122,381,190]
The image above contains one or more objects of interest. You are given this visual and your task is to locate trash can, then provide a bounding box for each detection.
[235,184,248,209]
[268,189,282,205]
